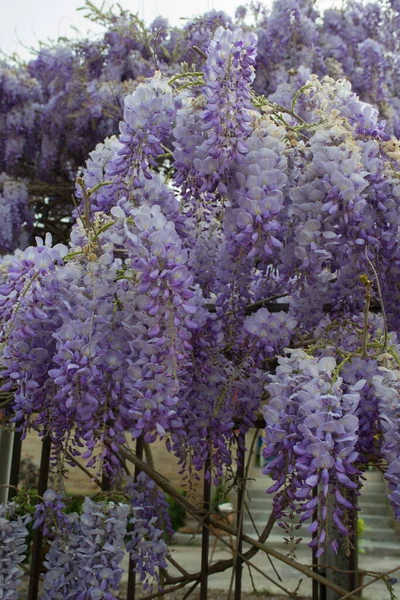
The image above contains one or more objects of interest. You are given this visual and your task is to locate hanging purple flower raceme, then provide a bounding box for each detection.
[46,223,128,475]
[0,174,33,253]
[41,511,84,599]
[0,502,31,600]
[109,71,176,185]
[191,26,258,197]
[227,115,288,263]
[125,474,169,591]
[106,200,207,445]
[242,308,297,365]
[41,497,129,600]
[74,136,122,218]
[263,350,361,556]
[0,234,67,435]
[212,113,291,349]
[342,357,383,467]
[373,366,400,518]
[170,310,266,480]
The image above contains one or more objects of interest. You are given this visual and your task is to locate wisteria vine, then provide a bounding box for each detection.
[1,1,400,596]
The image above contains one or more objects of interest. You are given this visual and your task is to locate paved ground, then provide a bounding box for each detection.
[119,543,400,599]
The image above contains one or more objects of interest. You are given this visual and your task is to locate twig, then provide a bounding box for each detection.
[360,274,372,359]
[139,579,195,600]
[227,428,258,598]
[181,580,200,599]
[244,500,282,582]
[166,553,190,578]
[64,452,102,488]
[0,396,14,411]
[244,499,259,537]
[338,565,400,600]
[192,45,207,59]
[365,247,388,350]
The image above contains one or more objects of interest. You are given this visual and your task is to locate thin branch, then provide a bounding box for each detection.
[244,500,282,582]
[192,45,207,59]
[360,274,372,359]
[64,452,102,488]
[365,247,388,350]
[166,553,190,579]
[244,294,289,314]
[139,579,194,600]
[244,499,259,537]
[181,580,200,600]
[227,429,258,598]
[0,396,15,411]
[338,565,400,600]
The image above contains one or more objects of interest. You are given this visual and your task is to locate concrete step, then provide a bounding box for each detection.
[246,485,388,498]
[244,491,391,508]
[241,533,400,556]
[173,530,400,556]
[242,522,399,543]
[242,508,394,529]
[358,501,395,516]
[242,468,400,552]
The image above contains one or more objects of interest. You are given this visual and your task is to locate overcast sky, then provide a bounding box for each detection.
[0,0,247,60]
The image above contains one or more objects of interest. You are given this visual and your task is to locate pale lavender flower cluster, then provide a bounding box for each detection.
[0,234,67,434]
[192,26,257,196]
[126,473,169,590]
[0,502,30,600]
[48,241,123,466]
[34,489,71,537]
[110,72,176,184]
[74,136,122,217]
[0,175,32,253]
[342,357,382,467]
[373,368,400,518]
[107,201,205,444]
[243,307,297,363]
[42,497,129,599]
[263,350,361,556]
[228,117,287,262]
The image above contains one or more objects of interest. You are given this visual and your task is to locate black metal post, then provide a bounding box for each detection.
[312,486,319,600]
[234,432,245,600]
[200,450,211,600]
[7,429,22,501]
[28,435,51,600]
[101,471,111,492]
[348,490,358,596]
[127,435,144,600]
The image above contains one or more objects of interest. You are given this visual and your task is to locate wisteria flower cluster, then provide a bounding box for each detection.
[263,350,362,557]
[2,9,400,584]
[0,502,31,600]
[31,486,169,598]
[41,497,129,599]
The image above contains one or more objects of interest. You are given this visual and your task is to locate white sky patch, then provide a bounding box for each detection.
[1,0,345,61]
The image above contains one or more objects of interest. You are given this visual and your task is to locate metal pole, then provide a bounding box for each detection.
[325,487,357,600]
[348,491,358,596]
[234,432,245,600]
[127,435,144,600]
[312,486,319,600]
[8,428,22,501]
[28,435,51,600]
[0,426,15,504]
[200,450,211,600]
